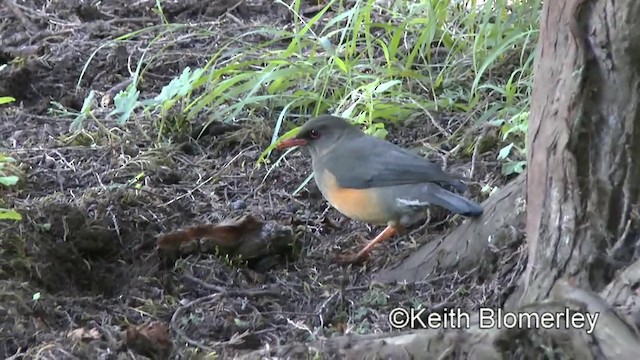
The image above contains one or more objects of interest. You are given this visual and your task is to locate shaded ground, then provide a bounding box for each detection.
[0,0,523,359]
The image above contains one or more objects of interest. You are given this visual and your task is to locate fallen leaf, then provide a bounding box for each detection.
[124,321,173,360]
[156,214,296,271]
[68,327,101,342]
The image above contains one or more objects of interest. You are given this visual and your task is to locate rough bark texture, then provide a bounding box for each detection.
[521,0,640,304]
[239,0,640,358]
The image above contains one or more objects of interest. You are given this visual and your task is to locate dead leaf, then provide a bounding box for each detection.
[156,214,296,271]
[68,327,101,342]
[124,321,173,360]
[156,230,194,251]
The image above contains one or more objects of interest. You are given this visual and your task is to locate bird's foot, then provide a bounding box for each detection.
[354,232,371,245]
[333,250,370,266]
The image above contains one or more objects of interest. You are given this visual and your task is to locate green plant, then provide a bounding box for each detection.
[0,96,15,105]
[258,0,539,190]
[0,154,22,221]
[69,0,539,185]
[0,94,21,220]
[491,110,528,175]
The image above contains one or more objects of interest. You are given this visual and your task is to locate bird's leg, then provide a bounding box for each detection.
[354,226,398,258]
[335,225,398,264]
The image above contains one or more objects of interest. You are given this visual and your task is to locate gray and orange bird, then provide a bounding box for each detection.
[277,115,483,264]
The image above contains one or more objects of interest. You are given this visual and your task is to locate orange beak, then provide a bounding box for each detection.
[276,138,308,150]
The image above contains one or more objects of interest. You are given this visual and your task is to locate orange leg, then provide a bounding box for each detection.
[335,225,398,265]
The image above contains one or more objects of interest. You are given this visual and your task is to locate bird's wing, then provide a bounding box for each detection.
[322,136,467,192]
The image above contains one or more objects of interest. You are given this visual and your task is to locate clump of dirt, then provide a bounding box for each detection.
[24,200,145,296]
[0,0,521,358]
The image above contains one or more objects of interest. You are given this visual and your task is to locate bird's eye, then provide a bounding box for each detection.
[309,129,320,139]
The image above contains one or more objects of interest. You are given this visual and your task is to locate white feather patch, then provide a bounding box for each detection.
[396,198,430,207]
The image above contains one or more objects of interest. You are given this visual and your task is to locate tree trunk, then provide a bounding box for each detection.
[520,0,640,305]
[240,0,640,358]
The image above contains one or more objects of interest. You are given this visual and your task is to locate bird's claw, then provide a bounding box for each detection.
[333,251,370,265]
[354,233,370,245]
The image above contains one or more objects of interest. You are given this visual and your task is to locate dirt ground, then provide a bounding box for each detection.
[0,0,524,359]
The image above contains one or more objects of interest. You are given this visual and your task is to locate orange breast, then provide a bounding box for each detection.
[317,169,390,225]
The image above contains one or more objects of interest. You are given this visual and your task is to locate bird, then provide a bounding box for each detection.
[276,115,483,264]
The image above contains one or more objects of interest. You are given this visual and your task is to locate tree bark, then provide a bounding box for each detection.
[520,0,640,304]
[239,0,640,358]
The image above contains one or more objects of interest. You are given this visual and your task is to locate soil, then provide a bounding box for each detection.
[0,0,524,359]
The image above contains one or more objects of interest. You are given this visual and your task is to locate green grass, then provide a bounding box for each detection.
[0,90,22,221]
[71,0,540,179]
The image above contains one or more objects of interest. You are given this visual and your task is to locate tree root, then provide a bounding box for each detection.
[376,175,526,284]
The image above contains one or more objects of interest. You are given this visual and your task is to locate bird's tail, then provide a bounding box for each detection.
[429,187,483,217]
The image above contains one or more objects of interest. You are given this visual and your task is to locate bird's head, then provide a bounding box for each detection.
[276,115,363,158]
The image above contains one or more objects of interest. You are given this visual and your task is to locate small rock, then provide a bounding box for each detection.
[231,199,247,210]
[43,155,56,168]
